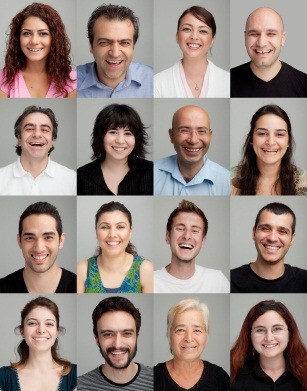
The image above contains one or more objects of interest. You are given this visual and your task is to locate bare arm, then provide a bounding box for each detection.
[67,89,77,98]
[77,260,88,293]
[0,90,8,98]
[140,259,154,293]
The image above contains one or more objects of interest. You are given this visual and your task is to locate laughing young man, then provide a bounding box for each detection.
[231,202,307,292]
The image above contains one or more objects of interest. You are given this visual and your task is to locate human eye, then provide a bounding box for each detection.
[181,27,191,33]
[199,29,209,35]
[123,331,133,337]
[192,229,200,234]
[276,132,286,137]
[46,322,55,327]
[175,226,184,232]
[254,327,266,335]
[120,40,131,47]
[124,130,133,136]
[179,128,189,135]
[41,127,51,133]
[175,328,185,334]
[39,31,49,37]
[21,31,31,37]
[24,235,34,242]
[117,224,126,230]
[107,129,118,135]
[98,40,110,46]
[27,320,37,326]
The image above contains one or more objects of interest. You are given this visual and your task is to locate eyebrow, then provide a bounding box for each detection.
[177,126,210,130]
[22,122,52,129]
[100,328,135,333]
[257,223,290,232]
[174,323,205,328]
[174,223,202,230]
[97,38,133,43]
[21,28,50,32]
[26,317,56,322]
[255,127,287,132]
[180,23,209,28]
[22,231,57,237]
[253,323,285,328]
[98,221,128,226]
[247,28,279,34]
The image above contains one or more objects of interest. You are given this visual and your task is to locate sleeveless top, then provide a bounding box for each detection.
[85,255,143,293]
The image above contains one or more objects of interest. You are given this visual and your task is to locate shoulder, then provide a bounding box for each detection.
[154,63,178,79]
[231,264,250,277]
[51,160,76,176]
[285,264,307,276]
[77,259,90,274]
[203,361,230,383]
[0,366,16,385]
[77,160,99,173]
[155,155,176,169]
[131,61,153,73]
[207,159,230,175]
[77,62,93,76]
[282,62,307,78]
[0,161,15,174]
[140,259,154,272]
[77,367,101,385]
[208,60,230,77]
[132,157,153,170]
[231,62,251,74]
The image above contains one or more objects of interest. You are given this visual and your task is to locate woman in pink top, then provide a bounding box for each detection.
[0,3,76,98]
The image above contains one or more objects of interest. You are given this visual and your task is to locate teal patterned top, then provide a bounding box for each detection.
[85,255,143,293]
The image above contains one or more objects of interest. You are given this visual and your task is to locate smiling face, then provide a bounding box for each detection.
[18,112,54,164]
[20,16,51,64]
[96,210,132,256]
[103,127,135,162]
[251,310,289,360]
[169,106,212,173]
[170,309,207,362]
[245,8,286,71]
[166,211,205,264]
[90,17,135,89]
[176,13,214,59]
[253,210,295,265]
[21,306,59,353]
[95,311,137,369]
[18,214,65,273]
[252,114,289,167]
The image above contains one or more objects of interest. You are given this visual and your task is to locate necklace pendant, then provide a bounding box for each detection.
[195,86,199,91]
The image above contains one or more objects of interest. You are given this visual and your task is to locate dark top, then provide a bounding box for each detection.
[231,357,302,391]
[231,61,307,97]
[0,364,77,391]
[154,361,230,391]
[77,158,153,195]
[231,263,307,293]
[0,267,76,293]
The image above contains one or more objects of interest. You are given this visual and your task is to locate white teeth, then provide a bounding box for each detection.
[263,344,278,348]
[34,337,48,341]
[111,351,126,355]
[179,243,193,249]
[113,147,125,151]
[32,255,47,260]
[256,50,271,54]
[29,48,42,52]
[107,60,121,64]
[185,148,200,152]
[107,241,120,246]
[188,43,201,48]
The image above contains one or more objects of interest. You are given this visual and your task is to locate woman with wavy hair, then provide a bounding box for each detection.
[231,104,307,195]
[0,296,76,390]
[0,2,76,98]
[77,201,153,293]
[231,300,307,390]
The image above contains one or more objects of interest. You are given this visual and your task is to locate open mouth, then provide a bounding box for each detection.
[184,147,202,153]
[33,337,49,341]
[106,241,121,247]
[106,60,123,66]
[255,49,272,54]
[262,343,278,349]
[187,43,202,49]
[179,243,194,249]
[29,142,45,147]
[262,243,281,253]
[31,254,48,264]
[262,149,278,153]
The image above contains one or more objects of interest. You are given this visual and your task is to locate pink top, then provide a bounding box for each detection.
[0,69,76,98]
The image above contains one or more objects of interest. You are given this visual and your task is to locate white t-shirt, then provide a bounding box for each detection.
[154,264,230,293]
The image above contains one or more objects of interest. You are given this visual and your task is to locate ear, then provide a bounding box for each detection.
[129,226,133,240]
[165,230,170,244]
[17,234,22,249]
[90,44,93,54]
[281,31,286,47]
[59,233,66,249]
[169,128,174,144]
[201,236,206,248]
[290,233,295,246]
[210,37,215,48]
[94,335,100,347]
[176,32,179,44]
[252,228,256,241]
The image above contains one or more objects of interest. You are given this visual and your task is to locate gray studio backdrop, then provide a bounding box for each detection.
[230,294,307,346]
[154,293,230,374]
[76,0,153,67]
[0,196,76,278]
[230,0,307,72]
[0,99,76,170]
[0,294,77,366]
[153,98,230,170]
[154,0,230,73]
[230,196,307,270]
[153,196,230,280]
[230,98,307,169]
[77,98,153,168]
[76,196,154,264]
[0,0,76,68]
[77,293,153,376]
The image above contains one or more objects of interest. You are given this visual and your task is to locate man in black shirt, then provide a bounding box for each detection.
[0,201,76,293]
[231,202,307,293]
[231,7,307,97]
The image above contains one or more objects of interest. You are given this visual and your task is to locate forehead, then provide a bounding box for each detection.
[21,16,49,30]
[21,112,53,128]
[173,309,204,325]
[96,311,136,330]
[253,310,286,326]
[172,212,204,228]
[179,13,210,28]
[25,306,56,321]
[21,214,58,233]
[255,114,288,130]
[173,107,210,129]
[97,210,130,225]
[257,210,293,231]
[93,16,134,39]
[246,8,283,31]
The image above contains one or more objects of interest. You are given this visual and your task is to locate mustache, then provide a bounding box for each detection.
[106,347,130,354]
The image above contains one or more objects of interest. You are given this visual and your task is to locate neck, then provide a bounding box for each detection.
[168,358,203,373]
[98,252,132,271]
[257,160,281,177]
[166,258,196,279]
[259,354,286,379]
[251,259,285,279]
[23,60,48,74]
[102,362,138,384]
[95,64,126,90]
[24,350,55,371]
[250,60,282,82]
[177,158,205,182]
[20,155,49,178]
[182,56,208,76]
[101,156,129,171]
[23,263,61,293]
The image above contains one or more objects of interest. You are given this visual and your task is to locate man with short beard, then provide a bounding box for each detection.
[77,296,153,390]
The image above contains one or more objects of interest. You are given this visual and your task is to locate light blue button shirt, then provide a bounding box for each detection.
[154,155,230,195]
[77,61,153,98]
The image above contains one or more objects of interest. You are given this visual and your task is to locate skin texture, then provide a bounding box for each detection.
[90,17,135,89]
[103,127,136,163]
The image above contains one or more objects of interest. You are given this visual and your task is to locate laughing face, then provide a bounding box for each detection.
[176,13,214,59]
[251,310,289,360]
[245,7,286,71]
[253,210,295,265]
[95,311,137,369]
[166,211,205,264]
[90,17,135,89]
[103,127,136,163]
[18,214,65,274]
[252,114,289,167]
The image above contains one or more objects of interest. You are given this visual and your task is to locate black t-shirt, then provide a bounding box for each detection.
[231,263,307,293]
[231,61,307,97]
[231,357,302,391]
[77,158,153,195]
[0,267,76,293]
[154,361,230,391]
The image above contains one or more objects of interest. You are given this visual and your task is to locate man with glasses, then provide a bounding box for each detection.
[154,105,230,195]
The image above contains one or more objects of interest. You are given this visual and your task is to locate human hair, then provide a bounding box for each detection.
[3,2,74,97]
[11,296,72,375]
[254,202,296,235]
[14,105,58,156]
[19,201,63,237]
[166,199,208,237]
[231,300,307,389]
[92,296,141,337]
[87,3,139,45]
[177,6,216,37]
[91,104,149,164]
[235,105,297,195]
[167,299,209,352]
[95,201,137,256]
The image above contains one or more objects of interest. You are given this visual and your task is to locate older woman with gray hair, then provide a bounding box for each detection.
[154,298,229,390]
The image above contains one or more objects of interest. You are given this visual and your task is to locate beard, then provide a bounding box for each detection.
[99,342,137,369]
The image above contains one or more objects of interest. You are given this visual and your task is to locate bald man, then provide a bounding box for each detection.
[231,7,307,97]
[154,105,230,195]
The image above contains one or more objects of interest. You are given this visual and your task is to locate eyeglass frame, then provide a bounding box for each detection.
[251,325,289,336]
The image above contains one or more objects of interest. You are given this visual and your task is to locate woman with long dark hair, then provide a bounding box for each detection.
[231,104,307,195]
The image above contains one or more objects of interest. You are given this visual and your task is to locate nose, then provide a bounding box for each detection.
[187,130,199,143]
[33,238,45,252]
[37,324,45,334]
[115,132,125,144]
[264,329,274,341]
[108,226,117,238]
[267,229,278,242]
[184,329,193,342]
[191,28,199,40]
[182,229,192,240]
[256,33,267,47]
[32,127,42,137]
[109,42,120,57]
[265,133,276,145]
[30,33,39,45]
[113,333,122,348]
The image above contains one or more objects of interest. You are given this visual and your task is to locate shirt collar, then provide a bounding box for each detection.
[14,157,55,178]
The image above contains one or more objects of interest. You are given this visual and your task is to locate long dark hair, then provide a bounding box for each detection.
[11,297,72,375]
[235,105,297,195]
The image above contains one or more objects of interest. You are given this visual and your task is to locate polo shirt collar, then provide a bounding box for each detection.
[14,157,55,178]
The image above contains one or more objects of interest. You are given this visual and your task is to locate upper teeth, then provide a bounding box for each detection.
[188,44,201,48]
[34,337,48,341]
[29,49,42,52]
[185,148,200,152]
[179,243,193,249]
[107,60,121,64]
[256,50,271,53]
[33,255,47,260]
